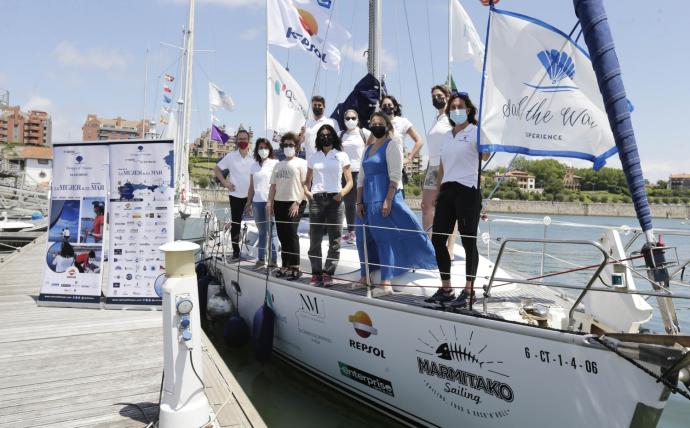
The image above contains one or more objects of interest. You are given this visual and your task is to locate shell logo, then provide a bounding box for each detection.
[297,8,318,36]
[348,311,378,338]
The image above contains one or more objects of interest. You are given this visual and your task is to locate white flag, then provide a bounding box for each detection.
[450,0,485,72]
[267,0,351,70]
[162,110,177,140]
[267,52,308,134]
[478,9,616,169]
[209,82,235,112]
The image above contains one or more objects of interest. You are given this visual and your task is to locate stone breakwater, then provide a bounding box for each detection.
[195,188,689,219]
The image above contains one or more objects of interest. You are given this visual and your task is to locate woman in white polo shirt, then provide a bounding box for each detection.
[246,138,279,269]
[339,109,371,243]
[426,92,489,308]
[213,129,254,260]
[380,95,424,163]
[304,124,353,287]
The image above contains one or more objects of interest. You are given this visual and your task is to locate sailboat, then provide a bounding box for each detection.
[207,1,690,426]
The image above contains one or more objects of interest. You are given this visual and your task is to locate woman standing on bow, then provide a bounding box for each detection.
[355,112,437,296]
[266,133,307,280]
[427,92,489,308]
[246,138,279,269]
[304,125,353,287]
[339,109,371,244]
[214,129,254,261]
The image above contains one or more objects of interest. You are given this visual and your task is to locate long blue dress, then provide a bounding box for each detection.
[355,139,437,280]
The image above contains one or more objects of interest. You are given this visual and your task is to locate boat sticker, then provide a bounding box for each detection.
[338,361,394,397]
[347,311,386,359]
[295,293,331,344]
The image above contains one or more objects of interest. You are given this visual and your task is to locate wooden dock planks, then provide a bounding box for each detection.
[0,235,265,428]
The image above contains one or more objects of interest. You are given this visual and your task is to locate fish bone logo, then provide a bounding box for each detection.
[348,311,377,338]
[524,49,577,92]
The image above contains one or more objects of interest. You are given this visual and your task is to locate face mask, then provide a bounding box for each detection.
[283,147,296,158]
[258,149,269,159]
[432,96,446,109]
[449,109,468,126]
[344,119,357,130]
[238,141,249,150]
[312,106,324,116]
[382,106,394,116]
[318,135,333,147]
[370,125,387,139]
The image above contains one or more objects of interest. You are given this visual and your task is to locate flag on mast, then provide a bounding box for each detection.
[450,0,485,72]
[162,110,177,140]
[163,73,175,82]
[163,85,172,93]
[267,0,351,70]
[210,124,230,144]
[266,51,308,134]
[209,82,235,112]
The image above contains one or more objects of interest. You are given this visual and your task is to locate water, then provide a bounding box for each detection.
[205,209,690,427]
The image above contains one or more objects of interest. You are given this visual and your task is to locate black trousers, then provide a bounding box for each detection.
[308,193,344,275]
[229,195,247,256]
[274,200,306,268]
[431,182,481,282]
[342,171,358,233]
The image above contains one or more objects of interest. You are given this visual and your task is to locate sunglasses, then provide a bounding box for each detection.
[281,143,296,148]
[319,133,332,138]
[344,116,357,120]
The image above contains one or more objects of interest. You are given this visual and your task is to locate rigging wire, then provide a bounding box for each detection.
[402,0,428,136]
[309,0,337,102]
[392,4,404,98]
[425,0,436,82]
[334,2,358,103]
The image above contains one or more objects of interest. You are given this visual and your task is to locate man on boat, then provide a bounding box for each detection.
[299,95,340,162]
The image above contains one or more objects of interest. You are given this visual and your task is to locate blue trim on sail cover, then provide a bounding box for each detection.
[476,6,617,171]
[573,0,653,232]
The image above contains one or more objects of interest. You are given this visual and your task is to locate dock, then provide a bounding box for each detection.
[0,235,266,428]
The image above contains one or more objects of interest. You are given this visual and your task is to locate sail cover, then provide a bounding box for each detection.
[330,73,385,131]
[478,8,617,170]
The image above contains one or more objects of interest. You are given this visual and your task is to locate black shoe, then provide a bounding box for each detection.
[229,252,241,262]
[424,287,455,303]
[451,289,476,308]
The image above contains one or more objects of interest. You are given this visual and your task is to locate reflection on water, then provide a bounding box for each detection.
[207,209,690,427]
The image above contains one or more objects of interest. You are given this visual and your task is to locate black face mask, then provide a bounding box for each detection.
[317,134,333,147]
[382,106,394,116]
[432,96,446,109]
[312,106,324,116]
[370,125,387,139]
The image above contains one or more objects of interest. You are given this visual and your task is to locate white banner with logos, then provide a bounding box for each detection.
[39,144,108,307]
[104,141,174,308]
[478,8,616,170]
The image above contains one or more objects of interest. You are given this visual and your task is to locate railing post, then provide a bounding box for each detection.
[540,216,551,280]
[362,221,372,299]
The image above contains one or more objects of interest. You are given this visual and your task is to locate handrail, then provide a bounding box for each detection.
[484,237,610,331]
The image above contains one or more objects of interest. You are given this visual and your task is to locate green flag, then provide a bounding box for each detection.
[445,74,458,92]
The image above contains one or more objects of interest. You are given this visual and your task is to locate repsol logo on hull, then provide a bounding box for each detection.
[349,339,386,359]
[417,357,514,403]
[285,27,329,64]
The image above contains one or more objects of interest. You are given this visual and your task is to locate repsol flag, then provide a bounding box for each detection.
[268,0,351,70]
[478,8,616,170]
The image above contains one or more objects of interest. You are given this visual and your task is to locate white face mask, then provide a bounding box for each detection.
[344,118,357,130]
[283,147,296,158]
[258,149,270,159]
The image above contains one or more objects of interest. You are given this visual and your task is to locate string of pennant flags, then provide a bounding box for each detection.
[160,73,175,125]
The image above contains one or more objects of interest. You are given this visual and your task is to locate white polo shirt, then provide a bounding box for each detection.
[304,116,340,161]
[216,150,254,198]
[307,149,350,194]
[340,127,371,172]
[427,114,452,167]
[250,159,278,203]
[440,123,480,188]
[391,116,413,147]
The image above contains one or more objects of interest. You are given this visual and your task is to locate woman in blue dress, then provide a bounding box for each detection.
[355,112,437,296]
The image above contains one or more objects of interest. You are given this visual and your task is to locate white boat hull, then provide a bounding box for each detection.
[219,260,671,427]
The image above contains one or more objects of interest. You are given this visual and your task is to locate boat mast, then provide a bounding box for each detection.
[368,0,382,95]
[180,0,195,195]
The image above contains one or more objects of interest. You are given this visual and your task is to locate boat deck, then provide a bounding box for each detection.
[0,235,266,428]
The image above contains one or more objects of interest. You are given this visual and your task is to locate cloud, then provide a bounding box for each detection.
[24,95,53,111]
[53,42,128,71]
[240,27,260,41]
[341,44,397,71]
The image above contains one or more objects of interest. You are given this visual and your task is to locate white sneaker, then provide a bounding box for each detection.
[371,285,393,297]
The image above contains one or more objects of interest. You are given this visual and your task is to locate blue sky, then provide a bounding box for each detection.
[2,0,688,181]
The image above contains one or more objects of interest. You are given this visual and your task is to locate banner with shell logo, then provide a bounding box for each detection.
[478,8,617,170]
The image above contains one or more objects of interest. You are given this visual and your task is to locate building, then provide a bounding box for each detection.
[0,106,52,146]
[82,114,149,141]
[0,144,52,188]
[563,167,582,191]
[190,125,253,159]
[493,170,539,192]
[401,147,424,177]
[668,173,690,191]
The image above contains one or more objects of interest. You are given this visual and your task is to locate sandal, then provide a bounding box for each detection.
[274,268,289,278]
[287,267,301,281]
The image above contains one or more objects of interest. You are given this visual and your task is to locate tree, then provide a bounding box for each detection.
[196,176,209,189]
[656,179,668,189]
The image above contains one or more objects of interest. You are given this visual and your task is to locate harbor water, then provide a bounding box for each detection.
[205,208,690,427]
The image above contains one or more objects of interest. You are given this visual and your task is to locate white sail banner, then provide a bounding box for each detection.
[39,144,108,307]
[478,9,616,169]
[267,51,309,134]
[104,141,174,308]
[267,0,351,70]
[450,0,485,72]
[209,82,235,112]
